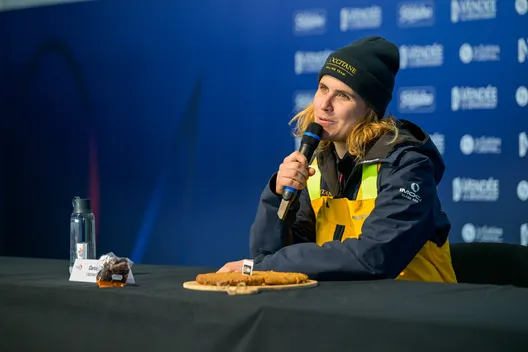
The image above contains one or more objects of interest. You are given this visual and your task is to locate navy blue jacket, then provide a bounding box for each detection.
[249,120,451,280]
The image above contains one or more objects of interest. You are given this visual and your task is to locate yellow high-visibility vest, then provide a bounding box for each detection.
[306,159,457,283]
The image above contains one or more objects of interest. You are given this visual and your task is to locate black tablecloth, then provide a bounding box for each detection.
[0,257,527,352]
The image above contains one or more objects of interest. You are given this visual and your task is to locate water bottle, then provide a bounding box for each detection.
[69,196,97,273]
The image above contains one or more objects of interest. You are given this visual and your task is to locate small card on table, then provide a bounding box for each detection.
[69,259,135,284]
[242,260,254,276]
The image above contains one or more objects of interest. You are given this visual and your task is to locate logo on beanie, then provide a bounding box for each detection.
[324,56,358,77]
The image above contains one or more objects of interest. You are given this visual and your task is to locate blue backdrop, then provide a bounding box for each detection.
[1,0,527,267]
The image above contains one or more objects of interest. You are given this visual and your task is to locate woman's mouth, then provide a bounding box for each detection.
[317,117,334,125]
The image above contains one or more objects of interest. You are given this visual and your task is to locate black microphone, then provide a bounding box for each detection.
[277,122,323,220]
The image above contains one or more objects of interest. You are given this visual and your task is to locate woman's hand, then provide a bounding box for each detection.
[217,259,252,273]
[275,151,316,195]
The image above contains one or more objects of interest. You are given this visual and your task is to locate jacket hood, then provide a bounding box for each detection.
[317,119,445,185]
[370,119,445,184]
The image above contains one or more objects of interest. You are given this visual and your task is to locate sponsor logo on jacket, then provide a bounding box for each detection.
[399,183,422,203]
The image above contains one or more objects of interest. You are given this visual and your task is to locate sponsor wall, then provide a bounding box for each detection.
[293,0,528,247]
[0,0,527,267]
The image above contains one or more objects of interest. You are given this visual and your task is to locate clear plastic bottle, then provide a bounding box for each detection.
[69,197,96,273]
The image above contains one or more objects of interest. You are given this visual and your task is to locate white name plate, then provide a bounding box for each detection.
[69,259,135,284]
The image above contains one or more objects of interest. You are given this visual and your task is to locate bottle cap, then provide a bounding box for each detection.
[72,196,92,213]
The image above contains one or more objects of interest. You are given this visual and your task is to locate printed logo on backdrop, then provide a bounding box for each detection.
[430,133,445,155]
[518,38,528,63]
[399,43,444,69]
[397,1,435,28]
[451,85,498,111]
[520,132,528,157]
[459,134,501,155]
[451,0,497,23]
[459,43,500,64]
[294,50,333,75]
[293,91,315,112]
[293,9,327,36]
[398,86,436,113]
[340,6,382,31]
[452,177,499,202]
[516,86,528,107]
[521,224,528,246]
[518,180,528,201]
[516,0,528,15]
[461,223,503,243]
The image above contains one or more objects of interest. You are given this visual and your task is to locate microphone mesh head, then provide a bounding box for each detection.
[306,122,323,137]
[301,122,323,147]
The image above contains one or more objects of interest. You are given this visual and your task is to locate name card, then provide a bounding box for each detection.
[69,259,135,284]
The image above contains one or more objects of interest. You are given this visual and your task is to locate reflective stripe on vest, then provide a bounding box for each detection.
[307,159,379,201]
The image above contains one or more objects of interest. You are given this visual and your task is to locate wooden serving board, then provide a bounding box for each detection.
[183,280,318,295]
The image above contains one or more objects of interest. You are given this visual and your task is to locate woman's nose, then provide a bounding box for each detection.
[320,96,333,111]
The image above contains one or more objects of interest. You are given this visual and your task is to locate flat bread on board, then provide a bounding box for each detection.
[183,271,318,295]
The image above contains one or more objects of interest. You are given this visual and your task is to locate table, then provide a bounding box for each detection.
[0,257,527,352]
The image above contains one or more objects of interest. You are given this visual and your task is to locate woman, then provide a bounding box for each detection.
[218,36,457,283]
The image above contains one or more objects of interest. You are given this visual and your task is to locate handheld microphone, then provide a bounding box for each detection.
[277,122,323,220]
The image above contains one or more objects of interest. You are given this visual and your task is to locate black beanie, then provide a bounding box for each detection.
[318,36,399,118]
